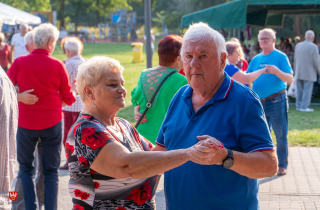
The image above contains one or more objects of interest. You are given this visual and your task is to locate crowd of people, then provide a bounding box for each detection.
[0,13,319,210]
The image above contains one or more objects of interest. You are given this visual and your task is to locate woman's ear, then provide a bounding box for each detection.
[84,86,95,101]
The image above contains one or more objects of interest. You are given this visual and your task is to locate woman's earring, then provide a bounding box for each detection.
[92,103,95,107]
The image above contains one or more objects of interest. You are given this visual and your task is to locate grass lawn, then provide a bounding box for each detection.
[52,42,320,147]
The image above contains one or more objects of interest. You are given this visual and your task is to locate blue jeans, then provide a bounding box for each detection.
[17,121,62,210]
[261,92,289,168]
[12,140,45,210]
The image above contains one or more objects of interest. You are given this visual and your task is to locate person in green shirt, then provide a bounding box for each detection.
[131,35,188,144]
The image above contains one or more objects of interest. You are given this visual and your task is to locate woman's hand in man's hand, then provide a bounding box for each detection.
[188,135,228,165]
[134,105,147,123]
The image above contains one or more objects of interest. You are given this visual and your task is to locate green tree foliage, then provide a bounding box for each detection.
[151,0,227,33]
[1,0,51,11]
[91,0,131,24]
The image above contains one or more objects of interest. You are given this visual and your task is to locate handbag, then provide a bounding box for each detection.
[288,76,296,98]
[135,71,177,128]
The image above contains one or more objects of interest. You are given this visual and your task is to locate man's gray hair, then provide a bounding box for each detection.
[64,37,82,54]
[24,31,33,46]
[20,23,29,30]
[33,23,59,48]
[305,30,315,39]
[258,28,276,40]
[181,22,226,57]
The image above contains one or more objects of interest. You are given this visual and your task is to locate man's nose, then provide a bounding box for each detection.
[190,56,200,68]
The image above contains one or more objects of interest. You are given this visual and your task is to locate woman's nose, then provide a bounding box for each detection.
[118,85,126,93]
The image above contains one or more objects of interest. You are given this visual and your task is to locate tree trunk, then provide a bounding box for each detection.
[293,16,302,37]
[96,0,100,24]
[60,0,65,29]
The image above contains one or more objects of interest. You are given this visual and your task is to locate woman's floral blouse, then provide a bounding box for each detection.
[66,114,159,210]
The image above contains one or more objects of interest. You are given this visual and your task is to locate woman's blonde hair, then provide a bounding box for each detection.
[76,56,124,102]
[230,37,245,60]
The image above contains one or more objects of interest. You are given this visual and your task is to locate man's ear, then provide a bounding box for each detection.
[220,52,227,71]
[84,86,95,101]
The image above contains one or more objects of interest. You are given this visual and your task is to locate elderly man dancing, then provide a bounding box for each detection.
[246,28,293,175]
[154,23,278,209]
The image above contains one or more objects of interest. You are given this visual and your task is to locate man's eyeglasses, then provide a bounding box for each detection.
[259,37,273,42]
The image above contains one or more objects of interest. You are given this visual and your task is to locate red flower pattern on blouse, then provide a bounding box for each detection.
[65,142,74,159]
[74,189,82,197]
[126,180,152,205]
[73,204,84,210]
[80,192,90,200]
[93,182,100,189]
[78,155,88,166]
[74,189,90,200]
[115,207,126,210]
[81,128,108,150]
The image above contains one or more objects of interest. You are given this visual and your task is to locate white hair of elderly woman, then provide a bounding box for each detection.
[305,30,315,39]
[258,28,276,40]
[76,56,124,102]
[24,31,33,46]
[33,23,59,48]
[64,37,81,54]
[181,22,226,57]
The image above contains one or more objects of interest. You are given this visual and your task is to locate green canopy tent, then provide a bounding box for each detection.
[179,0,320,30]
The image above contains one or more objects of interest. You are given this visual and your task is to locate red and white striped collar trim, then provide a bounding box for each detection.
[223,78,234,99]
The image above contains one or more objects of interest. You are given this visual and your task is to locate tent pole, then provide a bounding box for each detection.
[228,30,231,40]
[233,29,235,38]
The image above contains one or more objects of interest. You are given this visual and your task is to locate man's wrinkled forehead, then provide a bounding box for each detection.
[183,39,216,54]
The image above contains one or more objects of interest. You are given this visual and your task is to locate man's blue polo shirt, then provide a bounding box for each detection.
[156,73,274,210]
[246,49,293,99]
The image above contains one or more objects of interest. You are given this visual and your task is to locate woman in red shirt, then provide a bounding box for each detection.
[0,32,11,71]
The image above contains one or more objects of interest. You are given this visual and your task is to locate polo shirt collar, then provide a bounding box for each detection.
[182,72,233,105]
[32,49,50,55]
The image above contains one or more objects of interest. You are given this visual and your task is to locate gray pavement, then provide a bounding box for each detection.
[13,147,320,209]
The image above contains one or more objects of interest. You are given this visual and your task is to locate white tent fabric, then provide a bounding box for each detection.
[0,2,41,25]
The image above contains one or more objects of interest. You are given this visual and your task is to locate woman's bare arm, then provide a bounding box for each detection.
[232,68,265,85]
[90,141,189,179]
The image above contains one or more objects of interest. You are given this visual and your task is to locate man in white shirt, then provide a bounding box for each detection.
[10,24,29,62]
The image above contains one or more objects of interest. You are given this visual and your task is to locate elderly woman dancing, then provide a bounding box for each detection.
[66,56,197,210]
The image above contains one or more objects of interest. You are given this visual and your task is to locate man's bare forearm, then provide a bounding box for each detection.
[275,71,293,84]
[230,150,278,179]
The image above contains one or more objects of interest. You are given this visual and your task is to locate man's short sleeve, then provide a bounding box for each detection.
[280,53,293,74]
[156,121,166,148]
[238,100,274,153]
[246,58,255,73]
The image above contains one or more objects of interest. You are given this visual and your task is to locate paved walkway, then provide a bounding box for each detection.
[13,147,320,209]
